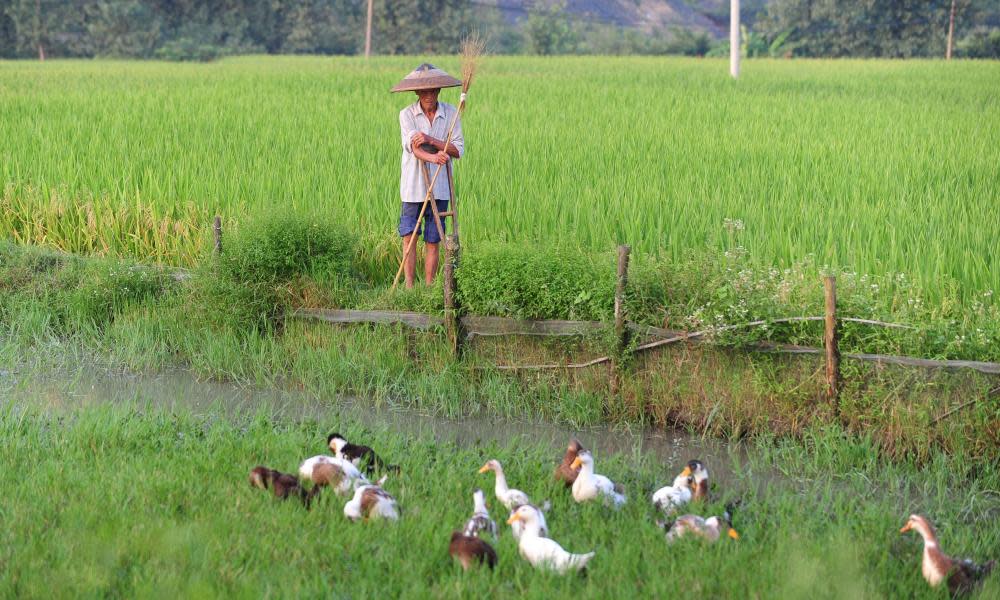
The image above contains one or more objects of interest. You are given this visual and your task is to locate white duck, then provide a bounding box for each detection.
[344,483,399,521]
[652,466,695,515]
[463,488,498,542]
[507,505,594,574]
[478,459,531,511]
[570,450,626,508]
[508,503,550,542]
[298,455,368,496]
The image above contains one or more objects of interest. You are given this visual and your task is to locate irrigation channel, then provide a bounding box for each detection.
[1,363,771,489]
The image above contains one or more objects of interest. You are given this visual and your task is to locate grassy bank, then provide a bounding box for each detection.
[2,56,999,300]
[0,405,997,598]
[1,237,997,464]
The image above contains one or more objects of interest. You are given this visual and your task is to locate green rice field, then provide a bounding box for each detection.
[2,56,999,298]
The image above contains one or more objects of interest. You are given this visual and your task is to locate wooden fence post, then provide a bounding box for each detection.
[615,245,631,352]
[824,275,840,407]
[611,245,631,394]
[213,215,223,255]
[444,234,462,358]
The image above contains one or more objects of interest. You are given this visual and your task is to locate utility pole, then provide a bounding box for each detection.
[946,0,957,60]
[730,0,740,78]
[35,0,44,61]
[365,0,374,59]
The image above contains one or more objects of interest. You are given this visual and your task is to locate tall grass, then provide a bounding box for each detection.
[1,56,998,300]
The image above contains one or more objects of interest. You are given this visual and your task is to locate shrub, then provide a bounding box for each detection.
[457,243,615,321]
[64,264,175,331]
[202,211,356,332]
[219,212,354,284]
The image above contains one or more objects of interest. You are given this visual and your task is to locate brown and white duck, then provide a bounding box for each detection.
[463,488,498,542]
[662,505,739,544]
[298,455,368,496]
[449,531,498,571]
[328,433,399,475]
[651,459,708,515]
[248,466,310,507]
[901,514,995,596]
[688,460,710,501]
[344,480,399,521]
[554,439,585,488]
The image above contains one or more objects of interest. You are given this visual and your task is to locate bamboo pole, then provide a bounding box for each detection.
[421,160,447,243]
[444,234,461,357]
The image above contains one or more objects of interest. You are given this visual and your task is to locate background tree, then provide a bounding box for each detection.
[525,1,578,55]
[759,0,962,57]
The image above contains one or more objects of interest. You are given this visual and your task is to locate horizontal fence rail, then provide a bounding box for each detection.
[290,308,1000,375]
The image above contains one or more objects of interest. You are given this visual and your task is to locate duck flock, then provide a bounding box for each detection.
[250,434,995,595]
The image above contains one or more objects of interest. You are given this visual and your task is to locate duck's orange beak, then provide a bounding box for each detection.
[570,457,582,470]
[680,466,692,477]
[900,522,912,534]
[507,513,520,525]
[728,528,740,540]
[478,464,490,474]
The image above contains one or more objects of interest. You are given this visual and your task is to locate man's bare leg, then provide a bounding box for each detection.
[402,234,418,289]
[424,242,439,285]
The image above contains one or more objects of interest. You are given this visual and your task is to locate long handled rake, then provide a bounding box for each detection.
[392,36,484,290]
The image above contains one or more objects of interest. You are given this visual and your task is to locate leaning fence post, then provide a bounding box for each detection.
[824,275,840,407]
[213,215,223,255]
[444,234,462,358]
[611,245,631,395]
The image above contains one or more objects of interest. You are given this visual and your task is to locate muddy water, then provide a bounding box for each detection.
[1,365,751,487]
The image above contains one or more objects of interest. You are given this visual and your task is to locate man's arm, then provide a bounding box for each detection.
[413,133,461,159]
[413,107,463,159]
[400,110,419,153]
[412,141,449,166]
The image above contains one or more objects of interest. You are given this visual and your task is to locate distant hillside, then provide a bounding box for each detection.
[485,0,768,39]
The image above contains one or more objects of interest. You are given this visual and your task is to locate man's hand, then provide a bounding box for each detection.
[430,150,449,165]
[411,132,428,147]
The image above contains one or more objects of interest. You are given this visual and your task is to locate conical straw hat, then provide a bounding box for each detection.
[390,63,461,93]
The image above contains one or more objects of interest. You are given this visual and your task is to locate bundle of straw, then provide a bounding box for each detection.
[392,35,486,289]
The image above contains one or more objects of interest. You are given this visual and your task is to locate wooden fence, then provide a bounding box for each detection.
[206,220,998,406]
[290,241,1000,404]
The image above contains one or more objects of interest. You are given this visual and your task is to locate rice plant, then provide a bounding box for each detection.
[0,56,998,301]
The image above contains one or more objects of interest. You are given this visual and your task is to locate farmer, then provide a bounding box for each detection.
[392,63,464,289]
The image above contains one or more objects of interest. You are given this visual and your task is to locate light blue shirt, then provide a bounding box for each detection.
[399,101,464,203]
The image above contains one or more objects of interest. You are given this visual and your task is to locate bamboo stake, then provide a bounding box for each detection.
[421,159,446,243]
[446,161,458,237]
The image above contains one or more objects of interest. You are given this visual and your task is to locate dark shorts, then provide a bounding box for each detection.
[398,200,449,244]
